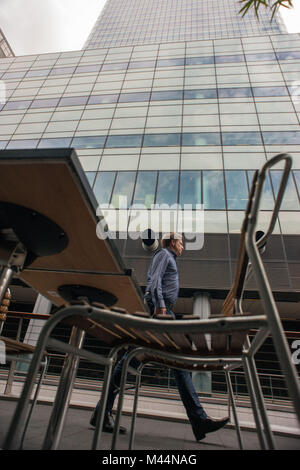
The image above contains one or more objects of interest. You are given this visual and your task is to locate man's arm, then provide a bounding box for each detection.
[150,249,169,314]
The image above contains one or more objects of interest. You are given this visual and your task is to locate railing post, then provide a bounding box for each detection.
[4,317,23,395]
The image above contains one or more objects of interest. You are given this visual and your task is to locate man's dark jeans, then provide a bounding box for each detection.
[91,308,208,426]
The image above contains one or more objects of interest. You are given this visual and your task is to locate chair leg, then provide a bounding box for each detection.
[246,354,276,450]
[242,356,267,450]
[129,365,143,450]
[111,348,138,450]
[91,360,114,450]
[225,370,244,450]
[42,327,85,450]
[19,357,48,450]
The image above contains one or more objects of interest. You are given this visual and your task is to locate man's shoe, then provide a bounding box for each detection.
[90,412,127,435]
[192,416,229,441]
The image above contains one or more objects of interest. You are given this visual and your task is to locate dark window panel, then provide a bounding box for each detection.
[248,170,274,210]
[2,70,26,79]
[129,60,156,69]
[111,171,136,208]
[294,171,300,197]
[225,170,248,209]
[253,86,288,97]
[133,171,157,208]
[151,90,183,101]
[179,171,201,208]
[216,54,244,63]
[106,134,142,148]
[3,100,32,111]
[102,62,128,71]
[75,64,102,74]
[203,171,225,209]
[270,170,300,210]
[184,89,217,99]
[276,51,300,60]
[30,98,60,109]
[156,171,179,206]
[182,132,220,146]
[59,96,89,107]
[186,56,214,65]
[262,131,300,145]
[85,171,96,188]
[49,66,76,76]
[218,87,252,98]
[26,68,51,78]
[38,137,72,148]
[88,94,119,104]
[0,141,8,150]
[245,52,276,61]
[119,92,150,103]
[156,58,185,67]
[72,135,106,148]
[222,132,262,145]
[6,139,39,149]
[93,171,116,204]
[143,133,181,147]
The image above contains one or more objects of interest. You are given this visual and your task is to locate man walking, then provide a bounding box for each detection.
[90,232,229,441]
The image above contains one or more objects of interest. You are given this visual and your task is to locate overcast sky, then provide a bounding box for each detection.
[0,0,299,56]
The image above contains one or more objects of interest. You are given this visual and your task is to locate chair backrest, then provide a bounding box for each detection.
[221,170,259,317]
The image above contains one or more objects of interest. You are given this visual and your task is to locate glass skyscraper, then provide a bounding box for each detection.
[0,0,299,309]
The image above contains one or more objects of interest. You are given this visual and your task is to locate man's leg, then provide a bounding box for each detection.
[90,352,140,433]
[172,369,208,423]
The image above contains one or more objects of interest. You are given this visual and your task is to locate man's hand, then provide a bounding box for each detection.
[154,307,167,316]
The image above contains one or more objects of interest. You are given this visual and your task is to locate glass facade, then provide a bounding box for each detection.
[0,3,299,237]
[85,0,286,48]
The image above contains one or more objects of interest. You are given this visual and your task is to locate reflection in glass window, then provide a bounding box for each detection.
[218,87,252,98]
[270,170,300,210]
[75,64,101,74]
[222,132,262,145]
[86,171,96,188]
[156,171,179,206]
[225,171,248,209]
[111,171,136,208]
[252,86,288,97]
[26,69,50,78]
[179,171,201,208]
[157,58,185,67]
[186,56,214,65]
[151,90,183,101]
[106,134,142,148]
[294,171,300,198]
[50,67,76,76]
[262,131,300,145]
[182,132,220,146]
[133,171,157,208]
[59,96,88,107]
[31,98,60,109]
[119,92,150,103]
[216,55,244,63]
[3,100,32,111]
[6,139,39,149]
[38,137,72,148]
[184,89,217,99]
[88,94,119,104]
[203,171,225,209]
[72,136,106,148]
[143,133,181,147]
[93,171,115,205]
[129,60,156,69]
[248,170,274,209]
[245,52,276,61]
[276,51,300,60]
[102,62,128,71]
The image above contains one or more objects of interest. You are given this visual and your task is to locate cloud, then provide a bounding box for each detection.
[0,0,105,56]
